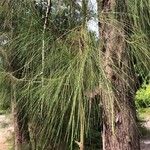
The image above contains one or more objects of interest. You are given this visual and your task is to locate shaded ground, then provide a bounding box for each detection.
[139,108,150,150]
[0,113,14,150]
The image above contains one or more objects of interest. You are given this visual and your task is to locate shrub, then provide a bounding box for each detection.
[135,83,150,108]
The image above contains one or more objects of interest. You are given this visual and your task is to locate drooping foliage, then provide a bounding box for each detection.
[0,0,150,149]
[0,0,102,149]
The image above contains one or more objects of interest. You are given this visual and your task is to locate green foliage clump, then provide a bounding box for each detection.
[135,83,150,108]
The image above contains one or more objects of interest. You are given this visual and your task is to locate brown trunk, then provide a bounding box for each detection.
[12,84,31,150]
[12,84,22,150]
[97,0,140,150]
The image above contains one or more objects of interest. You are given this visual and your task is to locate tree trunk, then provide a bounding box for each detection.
[12,84,22,150]
[97,0,140,150]
[12,84,31,150]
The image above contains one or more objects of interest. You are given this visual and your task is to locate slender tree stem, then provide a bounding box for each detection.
[41,0,51,112]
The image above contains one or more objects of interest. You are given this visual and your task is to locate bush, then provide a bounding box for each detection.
[135,83,150,108]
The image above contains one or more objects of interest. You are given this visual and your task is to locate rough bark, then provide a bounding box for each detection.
[12,84,31,150]
[97,0,140,150]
